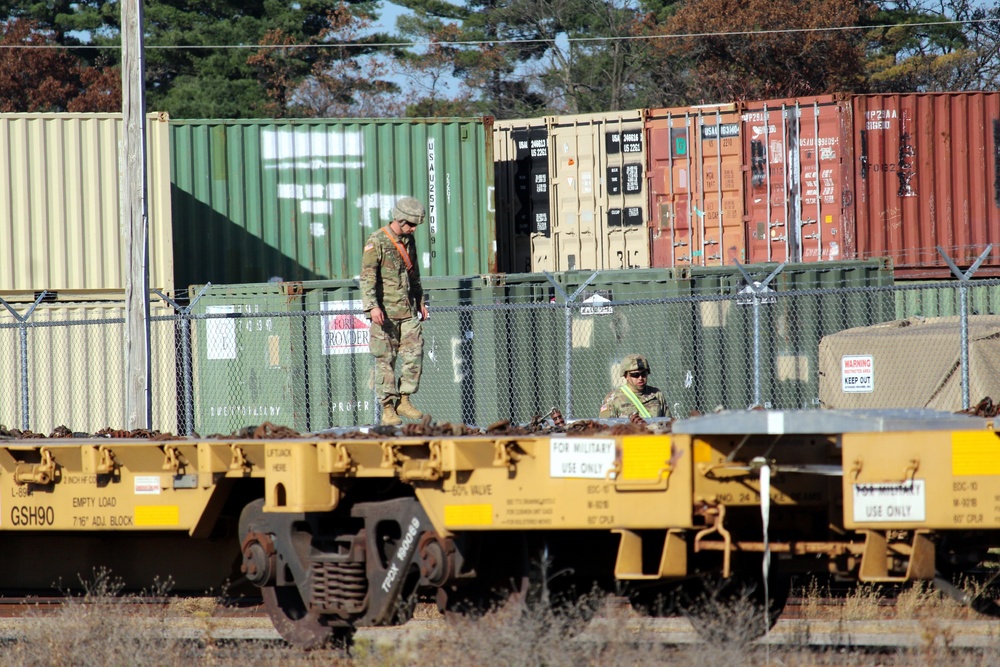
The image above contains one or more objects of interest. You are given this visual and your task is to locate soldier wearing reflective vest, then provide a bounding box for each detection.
[599,354,670,419]
[360,197,429,426]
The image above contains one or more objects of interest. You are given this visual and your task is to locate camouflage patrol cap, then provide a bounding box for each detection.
[392,197,426,225]
[621,354,651,375]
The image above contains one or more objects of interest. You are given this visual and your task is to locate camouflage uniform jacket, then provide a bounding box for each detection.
[599,385,669,418]
[360,226,424,320]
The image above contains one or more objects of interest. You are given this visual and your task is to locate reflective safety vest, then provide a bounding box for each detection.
[620,386,651,418]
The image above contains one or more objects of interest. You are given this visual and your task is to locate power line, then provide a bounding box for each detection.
[0,17,996,51]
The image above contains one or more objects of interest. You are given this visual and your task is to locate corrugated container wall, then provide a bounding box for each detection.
[0,114,174,292]
[852,93,1000,276]
[494,112,651,273]
[0,296,178,434]
[741,96,855,264]
[189,283,307,436]
[493,118,550,273]
[548,111,650,271]
[646,104,745,267]
[170,118,496,291]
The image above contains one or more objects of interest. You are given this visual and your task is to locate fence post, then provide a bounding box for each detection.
[156,285,210,435]
[542,271,598,421]
[0,292,48,430]
[937,245,994,411]
[733,262,785,408]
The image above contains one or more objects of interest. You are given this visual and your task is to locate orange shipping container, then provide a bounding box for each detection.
[646,104,745,267]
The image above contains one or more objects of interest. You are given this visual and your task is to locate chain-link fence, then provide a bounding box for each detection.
[5,271,1000,435]
[0,294,179,434]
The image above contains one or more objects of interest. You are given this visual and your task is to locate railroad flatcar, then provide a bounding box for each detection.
[0,409,996,647]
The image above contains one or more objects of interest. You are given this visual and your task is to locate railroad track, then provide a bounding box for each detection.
[0,596,996,649]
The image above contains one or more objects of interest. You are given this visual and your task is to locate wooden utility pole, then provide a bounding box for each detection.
[122,0,151,429]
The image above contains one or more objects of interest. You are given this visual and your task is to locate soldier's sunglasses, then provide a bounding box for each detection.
[401,221,416,229]
[627,371,648,378]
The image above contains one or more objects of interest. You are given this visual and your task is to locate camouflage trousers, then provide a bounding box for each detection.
[369,316,423,406]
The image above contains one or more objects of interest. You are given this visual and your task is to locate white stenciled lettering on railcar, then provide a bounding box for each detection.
[381,516,421,593]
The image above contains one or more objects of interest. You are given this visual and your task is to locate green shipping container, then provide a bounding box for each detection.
[190,283,307,435]
[258,274,514,429]
[334,271,566,424]
[300,280,375,429]
[170,118,497,291]
[418,276,503,425]
[894,280,1000,319]
[298,276,504,429]
[491,273,564,422]
[555,269,690,420]
[686,259,895,413]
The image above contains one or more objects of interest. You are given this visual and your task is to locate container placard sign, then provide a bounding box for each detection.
[534,211,550,235]
[607,207,643,227]
[701,123,739,140]
[605,130,643,154]
[580,291,612,316]
[624,163,642,194]
[841,355,874,393]
[206,305,237,360]
[607,164,643,195]
[550,438,616,479]
[321,300,370,355]
[853,480,925,523]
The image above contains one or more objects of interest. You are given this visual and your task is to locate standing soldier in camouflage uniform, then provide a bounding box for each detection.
[360,197,430,426]
[599,354,670,419]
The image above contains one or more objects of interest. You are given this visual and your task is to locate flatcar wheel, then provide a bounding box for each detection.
[262,585,349,650]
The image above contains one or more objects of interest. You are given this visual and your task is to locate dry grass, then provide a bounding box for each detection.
[794,576,980,621]
[3,573,1000,666]
[841,582,886,621]
[0,569,345,667]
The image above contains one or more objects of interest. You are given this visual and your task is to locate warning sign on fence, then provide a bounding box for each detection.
[841,355,874,393]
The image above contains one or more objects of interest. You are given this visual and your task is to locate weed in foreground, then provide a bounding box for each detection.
[0,569,346,667]
[840,583,885,621]
[6,573,1000,667]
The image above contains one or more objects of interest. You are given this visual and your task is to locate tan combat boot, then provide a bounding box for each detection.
[381,402,402,426]
[396,395,424,420]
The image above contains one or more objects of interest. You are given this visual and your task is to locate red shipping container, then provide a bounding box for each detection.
[646,104,745,267]
[742,95,855,264]
[852,93,1000,277]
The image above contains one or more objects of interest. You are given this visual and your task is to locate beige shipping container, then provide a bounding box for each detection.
[0,113,173,292]
[494,112,651,273]
[549,111,649,271]
[0,296,178,434]
[818,316,1000,410]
